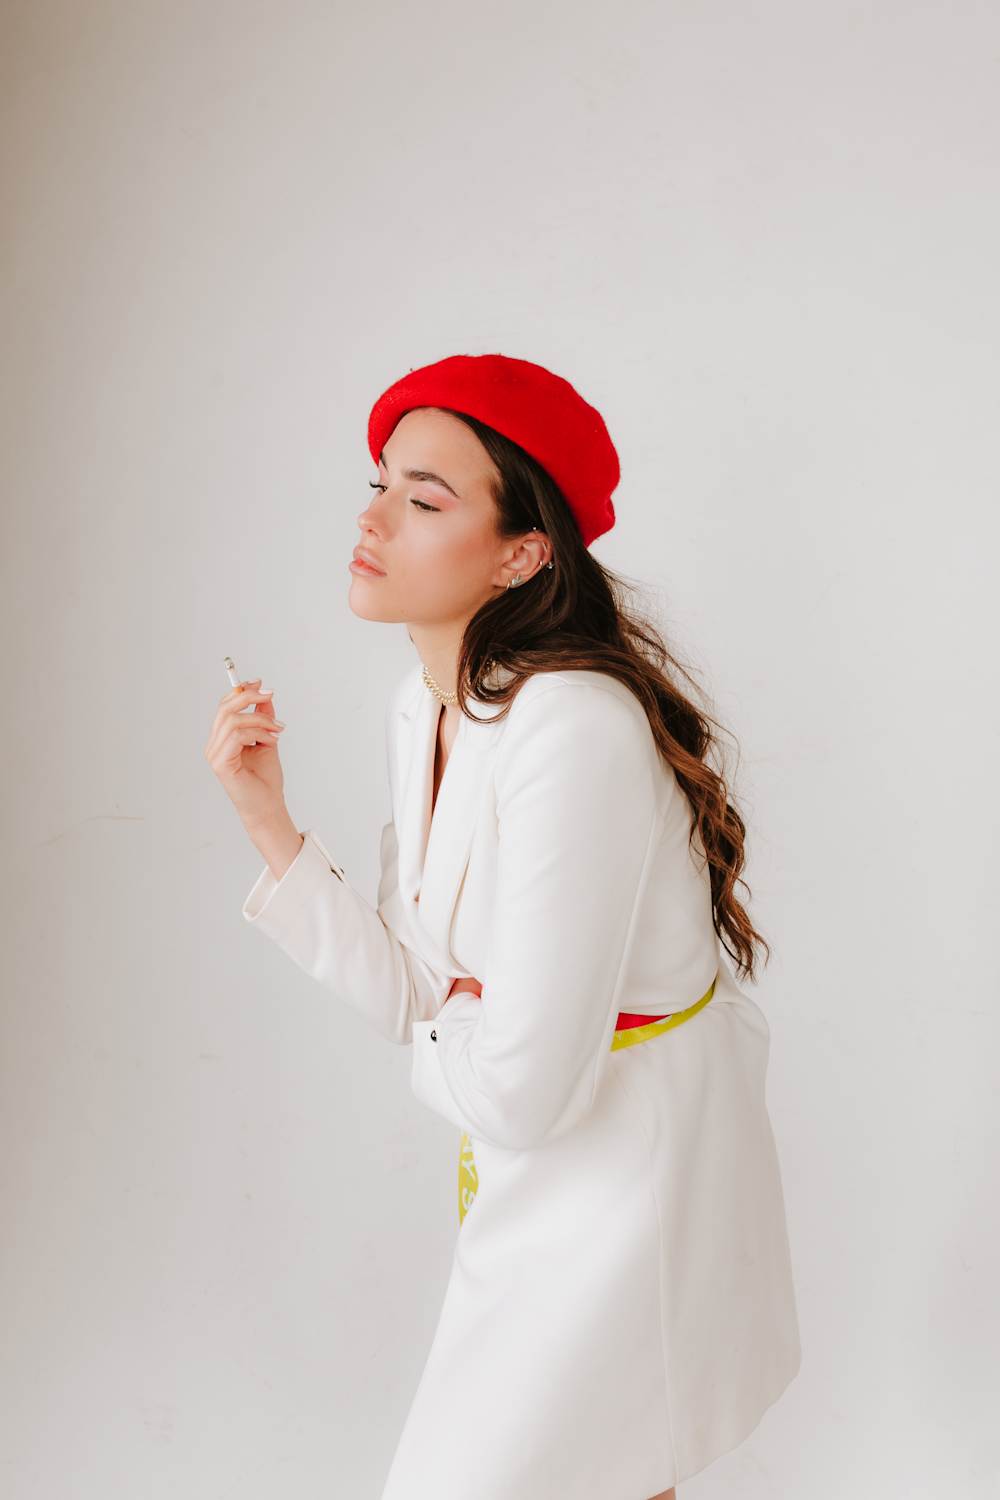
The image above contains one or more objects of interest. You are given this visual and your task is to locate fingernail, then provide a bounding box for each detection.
[257,687,273,695]
[273,720,286,729]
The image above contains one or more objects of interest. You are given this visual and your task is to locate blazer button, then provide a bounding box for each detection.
[430,1030,437,1042]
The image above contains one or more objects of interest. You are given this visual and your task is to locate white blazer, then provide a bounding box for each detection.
[245,667,800,1498]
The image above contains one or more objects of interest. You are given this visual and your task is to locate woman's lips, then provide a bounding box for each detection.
[350,548,387,578]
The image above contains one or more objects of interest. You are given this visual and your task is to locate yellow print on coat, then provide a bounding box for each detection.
[459,1133,478,1224]
[456,979,716,1225]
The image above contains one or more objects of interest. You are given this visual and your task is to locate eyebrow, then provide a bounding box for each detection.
[401,467,461,498]
[379,452,461,499]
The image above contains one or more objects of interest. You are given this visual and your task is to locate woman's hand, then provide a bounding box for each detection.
[448,977,483,1000]
[205,681,303,880]
[205,680,284,820]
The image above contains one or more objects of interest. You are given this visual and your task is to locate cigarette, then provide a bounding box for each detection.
[224,657,242,690]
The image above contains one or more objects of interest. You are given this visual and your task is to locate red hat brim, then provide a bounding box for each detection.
[367,354,618,548]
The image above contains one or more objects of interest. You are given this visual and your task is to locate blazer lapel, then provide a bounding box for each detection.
[394,680,439,910]
[417,708,504,967]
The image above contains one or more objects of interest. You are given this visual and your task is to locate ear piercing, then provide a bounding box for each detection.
[507,559,554,589]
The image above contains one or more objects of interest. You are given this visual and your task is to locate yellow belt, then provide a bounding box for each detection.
[458,978,716,1225]
[611,978,716,1051]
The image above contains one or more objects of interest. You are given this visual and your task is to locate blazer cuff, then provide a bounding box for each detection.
[411,1007,477,1135]
[243,829,346,936]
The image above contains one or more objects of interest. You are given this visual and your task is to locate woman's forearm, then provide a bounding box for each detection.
[244,803,304,882]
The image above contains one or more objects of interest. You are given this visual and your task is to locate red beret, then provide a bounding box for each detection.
[368,354,619,547]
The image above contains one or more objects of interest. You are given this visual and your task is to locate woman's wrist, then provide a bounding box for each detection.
[243,803,304,882]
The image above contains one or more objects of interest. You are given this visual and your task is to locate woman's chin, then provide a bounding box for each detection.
[348,576,403,623]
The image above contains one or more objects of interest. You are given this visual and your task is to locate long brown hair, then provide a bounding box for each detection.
[447,409,768,983]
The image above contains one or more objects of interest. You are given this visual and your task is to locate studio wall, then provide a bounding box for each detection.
[1,1,997,1495]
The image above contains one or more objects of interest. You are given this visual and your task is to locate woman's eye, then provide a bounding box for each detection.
[369,481,387,494]
[410,498,440,513]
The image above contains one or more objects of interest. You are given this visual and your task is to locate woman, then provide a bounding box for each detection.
[205,354,800,1499]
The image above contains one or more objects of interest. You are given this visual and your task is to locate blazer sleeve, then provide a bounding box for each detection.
[410,679,663,1150]
[243,826,451,1044]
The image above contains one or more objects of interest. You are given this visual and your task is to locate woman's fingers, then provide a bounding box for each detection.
[208,708,285,742]
[235,710,284,733]
[216,731,278,767]
[206,680,289,828]
[208,688,283,747]
[206,710,285,772]
[217,717,284,752]
[227,720,283,748]
[218,680,273,709]
[217,680,256,707]
[209,732,278,781]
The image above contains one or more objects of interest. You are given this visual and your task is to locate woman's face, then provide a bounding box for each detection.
[348,408,524,629]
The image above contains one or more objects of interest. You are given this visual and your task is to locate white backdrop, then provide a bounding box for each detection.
[1,1,997,1496]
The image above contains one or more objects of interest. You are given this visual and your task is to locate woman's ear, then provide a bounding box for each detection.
[496,532,553,590]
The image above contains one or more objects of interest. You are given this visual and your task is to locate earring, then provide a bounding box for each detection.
[545,559,554,569]
[506,573,523,590]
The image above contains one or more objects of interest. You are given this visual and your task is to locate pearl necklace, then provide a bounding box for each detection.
[422,659,497,706]
[422,665,459,706]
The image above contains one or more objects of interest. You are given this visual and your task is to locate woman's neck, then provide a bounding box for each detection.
[409,622,465,699]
